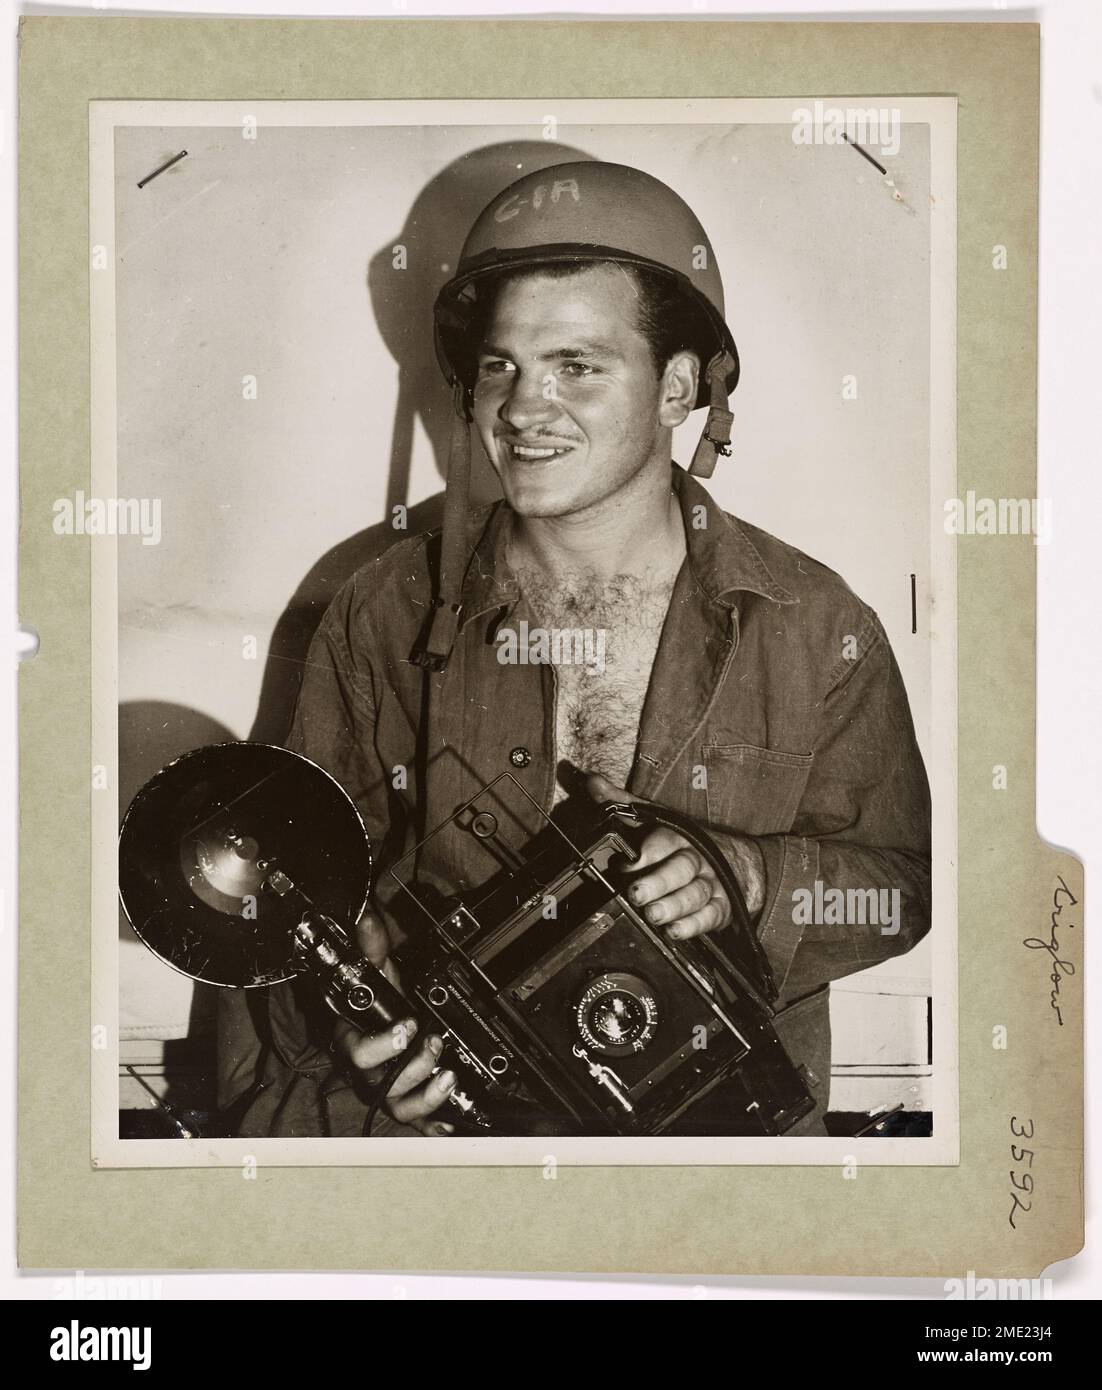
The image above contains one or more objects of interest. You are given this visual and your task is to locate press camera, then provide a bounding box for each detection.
[118,743,814,1137]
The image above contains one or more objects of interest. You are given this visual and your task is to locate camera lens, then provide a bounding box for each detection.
[575,972,659,1057]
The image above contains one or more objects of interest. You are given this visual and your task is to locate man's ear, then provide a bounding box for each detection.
[657,350,701,428]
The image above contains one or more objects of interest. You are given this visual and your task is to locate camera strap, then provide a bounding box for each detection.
[607,801,779,1010]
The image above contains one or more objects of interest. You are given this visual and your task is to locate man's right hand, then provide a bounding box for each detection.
[331,908,457,1136]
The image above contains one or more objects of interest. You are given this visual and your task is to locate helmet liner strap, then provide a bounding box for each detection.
[409,379,471,672]
[689,351,734,478]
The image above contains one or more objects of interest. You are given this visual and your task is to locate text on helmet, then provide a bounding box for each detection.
[494,179,582,223]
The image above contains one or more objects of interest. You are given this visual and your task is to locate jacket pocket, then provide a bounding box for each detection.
[703,743,814,837]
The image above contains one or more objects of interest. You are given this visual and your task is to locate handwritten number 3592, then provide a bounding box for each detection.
[1008,1116,1035,1229]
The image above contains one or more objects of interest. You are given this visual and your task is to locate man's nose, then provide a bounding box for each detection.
[499,370,559,431]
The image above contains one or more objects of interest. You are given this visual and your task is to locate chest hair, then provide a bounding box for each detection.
[512,565,681,794]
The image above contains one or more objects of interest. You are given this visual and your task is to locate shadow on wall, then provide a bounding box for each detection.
[250,139,593,745]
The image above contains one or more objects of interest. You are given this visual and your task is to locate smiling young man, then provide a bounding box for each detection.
[218,161,932,1139]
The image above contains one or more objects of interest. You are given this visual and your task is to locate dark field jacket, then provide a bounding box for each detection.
[218,466,932,1137]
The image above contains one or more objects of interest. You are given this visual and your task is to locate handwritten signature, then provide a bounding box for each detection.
[1022,875,1078,1026]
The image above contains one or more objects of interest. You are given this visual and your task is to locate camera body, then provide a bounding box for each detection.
[393,784,816,1136]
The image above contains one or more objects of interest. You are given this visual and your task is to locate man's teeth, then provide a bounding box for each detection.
[510,444,571,459]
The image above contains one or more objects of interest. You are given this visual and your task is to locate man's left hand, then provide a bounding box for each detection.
[587,773,766,940]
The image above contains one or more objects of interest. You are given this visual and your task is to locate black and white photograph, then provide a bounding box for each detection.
[89,97,957,1166]
[13,2,1098,1309]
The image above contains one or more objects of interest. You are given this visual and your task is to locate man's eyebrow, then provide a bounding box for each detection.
[477,341,624,361]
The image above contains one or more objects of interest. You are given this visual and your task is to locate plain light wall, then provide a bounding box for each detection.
[114,118,933,1053]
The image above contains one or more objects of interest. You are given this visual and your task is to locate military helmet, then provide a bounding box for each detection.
[433,160,740,412]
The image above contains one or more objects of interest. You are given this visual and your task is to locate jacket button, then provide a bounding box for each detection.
[509,747,532,768]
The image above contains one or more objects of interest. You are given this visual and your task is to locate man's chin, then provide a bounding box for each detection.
[498,473,587,519]
[504,488,591,520]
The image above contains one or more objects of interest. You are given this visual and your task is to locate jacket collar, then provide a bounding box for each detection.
[671,466,796,607]
[457,462,795,624]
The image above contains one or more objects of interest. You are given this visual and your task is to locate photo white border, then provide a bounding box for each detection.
[89,95,957,1169]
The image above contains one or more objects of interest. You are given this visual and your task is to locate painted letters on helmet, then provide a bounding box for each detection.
[494,179,582,222]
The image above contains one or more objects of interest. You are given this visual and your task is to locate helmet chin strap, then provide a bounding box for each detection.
[689,350,735,479]
[409,379,472,672]
[412,348,735,671]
